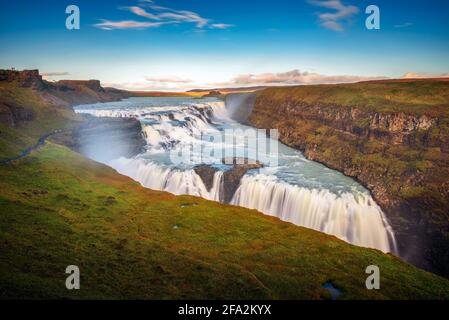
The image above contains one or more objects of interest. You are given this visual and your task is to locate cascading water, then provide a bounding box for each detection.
[231,174,395,252]
[110,157,224,202]
[75,97,397,253]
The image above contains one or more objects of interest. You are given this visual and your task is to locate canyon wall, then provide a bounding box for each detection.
[0,69,130,127]
[70,115,146,162]
[0,70,142,160]
[232,80,449,277]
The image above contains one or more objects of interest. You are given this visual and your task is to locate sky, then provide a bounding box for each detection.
[0,0,448,91]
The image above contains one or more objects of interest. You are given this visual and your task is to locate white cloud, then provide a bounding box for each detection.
[214,69,387,87]
[144,76,193,83]
[105,75,200,91]
[126,6,161,20]
[96,1,233,30]
[402,72,449,79]
[308,0,359,32]
[210,23,234,29]
[41,72,69,77]
[94,20,168,30]
[41,71,70,80]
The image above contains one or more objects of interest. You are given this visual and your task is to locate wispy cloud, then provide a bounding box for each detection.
[41,72,69,77]
[94,20,168,30]
[213,69,387,87]
[394,22,413,28]
[144,76,193,83]
[308,0,359,32]
[41,72,70,80]
[210,23,234,29]
[105,75,198,91]
[402,72,449,79]
[126,6,161,20]
[95,1,233,30]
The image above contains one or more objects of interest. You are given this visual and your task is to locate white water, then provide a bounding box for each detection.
[75,97,397,253]
[110,157,224,202]
[231,175,394,252]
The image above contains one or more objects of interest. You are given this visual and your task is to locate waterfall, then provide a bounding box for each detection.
[76,97,397,254]
[109,157,224,201]
[231,174,396,253]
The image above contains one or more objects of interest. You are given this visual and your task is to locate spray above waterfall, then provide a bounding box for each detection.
[75,97,397,253]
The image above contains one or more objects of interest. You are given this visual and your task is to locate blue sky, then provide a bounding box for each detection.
[0,0,448,90]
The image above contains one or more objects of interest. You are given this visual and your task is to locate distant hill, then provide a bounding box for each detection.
[188,86,272,93]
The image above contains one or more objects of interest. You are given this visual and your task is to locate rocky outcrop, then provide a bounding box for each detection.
[0,69,45,90]
[57,80,104,92]
[202,90,222,98]
[224,93,256,123]
[70,115,146,162]
[229,81,449,278]
[0,69,130,111]
[0,102,35,126]
[195,158,263,203]
[42,80,130,107]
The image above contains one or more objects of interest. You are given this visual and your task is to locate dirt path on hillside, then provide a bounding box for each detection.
[0,130,63,165]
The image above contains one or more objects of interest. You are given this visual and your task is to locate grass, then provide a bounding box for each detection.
[0,81,80,160]
[0,143,449,299]
[259,79,449,116]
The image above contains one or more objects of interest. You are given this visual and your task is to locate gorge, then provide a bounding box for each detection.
[74,96,397,254]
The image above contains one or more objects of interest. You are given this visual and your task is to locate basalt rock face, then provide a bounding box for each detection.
[195,158,263,203]
[0,102,35,127]
[0,69,45,90]
[238,83,449,278]
[224,93,256,123]
[267,101,440,148]
[71,115,146,162]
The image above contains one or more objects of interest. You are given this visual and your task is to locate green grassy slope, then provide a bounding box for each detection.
[261,79,449,116]
[0,81,80,160]
[1,78,449,299]
[1,143,449,299]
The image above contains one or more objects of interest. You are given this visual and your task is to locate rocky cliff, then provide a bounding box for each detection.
[68,115,146,162]
[0,69,140,161]
[234,79,449,277]
[194,158,263,203]
[0,69,130,123]
[0,69,45,90]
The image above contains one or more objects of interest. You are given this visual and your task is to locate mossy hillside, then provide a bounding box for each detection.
[0,81,81,160]
[1,143,449,299]
[261,79,449,116]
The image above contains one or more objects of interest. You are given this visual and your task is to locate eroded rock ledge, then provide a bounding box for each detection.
[195,158,263,203]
